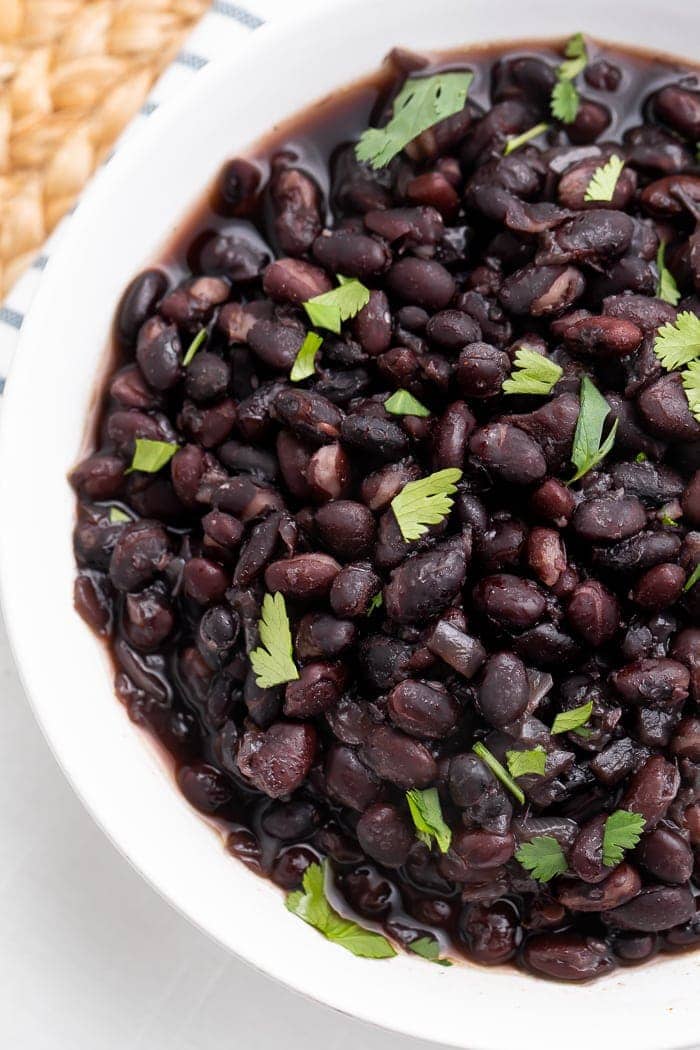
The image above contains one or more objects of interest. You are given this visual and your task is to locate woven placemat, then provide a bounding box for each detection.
[0,0,209,296]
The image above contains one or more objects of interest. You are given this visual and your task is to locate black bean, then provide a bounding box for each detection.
[340,414,409,461]
[460,902,519,964]
[269,164,322,256]
[284,661,346,718]
[237,722,317,797]
[457,343,510,398]
[265,553,341,600]
[387,679,460,738]
[572,497,647,543]
[473,573,546,630]
[426,309,480,350]
[109,521,170,592]
[566,581,620,646]
[360,725,437,789]
[117,269,168,346]
[478,652,529,728]
[557,864,642,912]
[356,803,414,867]
[262,258,332,305]
[523,934,614,981]
[604,884,695,933]
[386,258,456,310]
[611,659,690,705]
[470,423,547,484]
[384,539,467,625]
[312,229,391,278]
[620,755,680,827]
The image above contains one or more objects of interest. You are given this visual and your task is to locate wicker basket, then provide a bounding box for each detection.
[0,0,209,296]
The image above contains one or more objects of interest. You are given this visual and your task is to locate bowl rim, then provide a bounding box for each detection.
[2,1,700,1047]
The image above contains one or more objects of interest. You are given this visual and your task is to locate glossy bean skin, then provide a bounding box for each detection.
[604,884,695,932]
[522,934,615,981]
[387,679,460,738]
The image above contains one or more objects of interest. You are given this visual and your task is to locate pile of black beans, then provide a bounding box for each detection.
[71,38,700,981]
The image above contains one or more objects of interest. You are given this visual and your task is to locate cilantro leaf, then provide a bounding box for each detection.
[367,591,383,616]
[560,32,587,77]
[602,810,646,867]
[684,563,700,593]
[384,389,431,417]
[286,861,396,958]
[654,311,700,371]
[303,275,370,334]
[409,937,452,966]
[502,347,563,396]
[126,438,178,475]
[656,242,681,306]
[472,742,525,805]
[390,468,462,542]
[356,71,474,169]
[515,835,567,883]
[109,506,130,523]
[290,331,323,382]
[551,79,580,123]
[506,747,547,778]
[659,511,679,527]
[583,155,625,203]
[406,787,452,853]
[183,327,207,367]
[550,34,587,124]
[635,452,648,463]
[503,122,551,156]
[551,700,593,736]
[249,592,299,689]
[569,376,619,483]
[682,359,700,422]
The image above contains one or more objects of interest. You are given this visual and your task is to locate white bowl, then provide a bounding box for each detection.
[2,1,699,1046]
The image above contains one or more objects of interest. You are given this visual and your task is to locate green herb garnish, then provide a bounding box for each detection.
[635,452,648,463]
[503,122,550,156]
[109,507,130,524]
[406,788,452,853]
[515,835,568,883]
[472,741,525,805]
[602,810,646,867]
[390,468,462,542]
[356,71,474,169]
[569,376,618,483]
[583,155,625,203]
[384,389,431,417]
[303,275,370,334]
[551,700,593,736]
[126,438,178,475]
[682,360,700,422]
[653,311,700,371]
[409,937,452,966]
[286,862,396,958]
[182,327,207,367]
[249,592,299,689]
[502,347,563,396]
[367,591,383,616]
[684,563,700,593]
[656,242,681,306]
[550,33,587,123]
[506,747,547,778]
[290,331,323,382]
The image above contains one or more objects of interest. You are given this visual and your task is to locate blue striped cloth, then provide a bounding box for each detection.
[0,0,296,392]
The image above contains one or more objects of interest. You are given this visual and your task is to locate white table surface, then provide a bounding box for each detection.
[0,615,444,1049]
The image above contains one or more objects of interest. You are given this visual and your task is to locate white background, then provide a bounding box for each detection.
[0,616,441,1048]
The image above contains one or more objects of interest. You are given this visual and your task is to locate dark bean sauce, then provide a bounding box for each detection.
[72,36,700,982]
